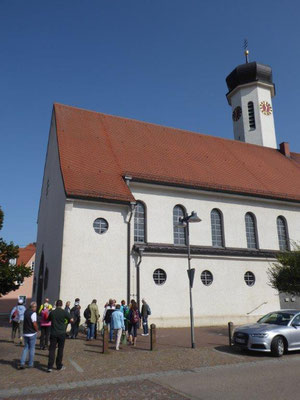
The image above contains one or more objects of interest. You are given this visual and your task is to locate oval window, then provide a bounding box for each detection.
[93,218,109,234]
[153,269,167,285]
[201,270,213,286]
[244,271,255,286]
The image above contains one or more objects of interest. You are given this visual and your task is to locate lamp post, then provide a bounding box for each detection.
[177,211,201,349]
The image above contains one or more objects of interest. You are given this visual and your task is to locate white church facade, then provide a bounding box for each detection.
[33,57,300,327]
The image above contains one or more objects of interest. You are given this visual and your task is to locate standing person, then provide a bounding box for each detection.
[103,299,115,343]
[70,300,81,339]
[18,302,38,369]
[120,300,129,336]
[9,299,26,344]
[47,300,72,372]
[128,300,140,346]
[111,305,125,351]
[86,299,100,341]
[140,298,151,336]
[38,297,53,314]
[64,301,71,337]
[39,302,51,350]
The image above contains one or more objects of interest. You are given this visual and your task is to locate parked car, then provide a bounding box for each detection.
[233,309,300,357]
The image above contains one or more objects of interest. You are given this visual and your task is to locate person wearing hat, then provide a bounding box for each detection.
[70,299,81,339]
[9,299,26,344]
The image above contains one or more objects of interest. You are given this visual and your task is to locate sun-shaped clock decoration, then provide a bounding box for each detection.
[232,106,242,121]
[260,101,273,116]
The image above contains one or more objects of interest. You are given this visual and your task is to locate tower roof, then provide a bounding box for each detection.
[226,61,275,96]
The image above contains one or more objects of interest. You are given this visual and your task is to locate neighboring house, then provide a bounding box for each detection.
[33,56,300,327]
[0,243,36,315]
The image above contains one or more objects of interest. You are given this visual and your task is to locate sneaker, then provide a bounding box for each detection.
[57,366,66,371]
[141,334,146,336]
[47,368,52,373]
[17,365,25,370]
[145,333,149,336]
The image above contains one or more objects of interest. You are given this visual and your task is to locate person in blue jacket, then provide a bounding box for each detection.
[111,304,125,351]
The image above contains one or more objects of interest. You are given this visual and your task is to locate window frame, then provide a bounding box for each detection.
[153,268,167,286]
[210,208,225,248]
[134,201,147,244]
[93,218,109,235]
[244,271,256,287]
[277,216,290,251]
[201,270,214,286]
[248,101,256,130]
[173,205,187,246]
[245,212,259,250]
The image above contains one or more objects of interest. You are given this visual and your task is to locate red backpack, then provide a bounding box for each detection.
[131,309,139,324]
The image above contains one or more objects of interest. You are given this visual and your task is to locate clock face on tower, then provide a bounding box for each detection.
[260,101,273,116]
[232,106,242,121]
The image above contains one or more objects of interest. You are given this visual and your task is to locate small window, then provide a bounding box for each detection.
[173,205,186,245]
[277,216,289,251]
[93,218,109,234]
[248,102,256,130]
[211,209,224,247]
[153,269,167,285]
[245,213,258,249]
[201,270,213,286]
[244,271,255,286]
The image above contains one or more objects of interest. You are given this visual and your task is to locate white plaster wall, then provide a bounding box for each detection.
[230,83,277,149]
[140,254,280,327]
[59,200,129,315]
[34,112,66,303]
[131,183,300,250]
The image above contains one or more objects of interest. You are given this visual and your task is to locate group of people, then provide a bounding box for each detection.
[9,296,151,369]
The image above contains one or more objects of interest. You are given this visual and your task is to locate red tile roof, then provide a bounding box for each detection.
[17,243,36,266]
[54,103,300,203]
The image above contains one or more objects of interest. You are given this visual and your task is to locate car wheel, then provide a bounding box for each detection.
[271,336,285,357]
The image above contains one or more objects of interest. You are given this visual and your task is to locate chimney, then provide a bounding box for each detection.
[279,142,290,158]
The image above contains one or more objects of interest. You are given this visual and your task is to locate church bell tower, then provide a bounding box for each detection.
[226,49,277,149]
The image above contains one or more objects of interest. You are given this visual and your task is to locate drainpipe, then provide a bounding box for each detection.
[136,246,145,311]
[125,175,136,305]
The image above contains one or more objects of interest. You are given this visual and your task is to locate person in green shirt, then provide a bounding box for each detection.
[86,299,100,340]
[47,300,72,372]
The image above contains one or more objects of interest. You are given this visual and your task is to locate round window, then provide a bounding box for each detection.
[93,218,109,234]
[201,270,213,286]
[244,271,255,286]
[153,269,167,285]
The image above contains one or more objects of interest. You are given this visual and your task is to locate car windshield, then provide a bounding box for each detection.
[257,312,295,326]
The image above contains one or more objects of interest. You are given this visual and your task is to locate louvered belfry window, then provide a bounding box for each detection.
[248,102,256,130]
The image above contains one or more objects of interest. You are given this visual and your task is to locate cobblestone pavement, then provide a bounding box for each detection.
[0,324,269,399]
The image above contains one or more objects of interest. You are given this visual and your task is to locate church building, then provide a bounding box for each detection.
[33,55,300,327]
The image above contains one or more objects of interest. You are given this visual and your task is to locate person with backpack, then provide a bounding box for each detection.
[102,299,115,342]
[140,298,151,336]
[70,300,81,339]
[128,300,140,346]
[9,299,26,344]
[39,302,52,350]
[86,299,100,341]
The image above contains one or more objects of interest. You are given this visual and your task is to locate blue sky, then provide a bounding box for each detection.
[1,0,300,246]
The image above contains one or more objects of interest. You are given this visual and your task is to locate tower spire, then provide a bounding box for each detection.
[243,39,249,63]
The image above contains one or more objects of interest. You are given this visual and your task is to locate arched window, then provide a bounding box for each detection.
[248,101,256,130]
[211,209,224,247]
[245,212,258,249]
[173,205,186,245]
[277,216,289,251]
[134,202,146,243]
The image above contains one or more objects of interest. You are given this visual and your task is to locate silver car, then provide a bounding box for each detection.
[233,309,300,357]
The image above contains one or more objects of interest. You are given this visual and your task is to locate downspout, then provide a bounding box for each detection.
[125,175,136,305]
[136,247,145,311]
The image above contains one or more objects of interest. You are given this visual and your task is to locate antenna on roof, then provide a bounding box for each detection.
[243,39,249,63]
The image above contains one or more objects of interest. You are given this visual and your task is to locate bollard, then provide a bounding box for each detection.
[228,321,233,346]
[150,323,156,351]
[102,325,109,354]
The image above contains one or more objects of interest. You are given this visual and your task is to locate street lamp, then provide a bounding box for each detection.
[176,211,201,349]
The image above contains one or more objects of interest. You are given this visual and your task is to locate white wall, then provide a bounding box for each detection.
[34,112,66,303]
[59,200,129,314]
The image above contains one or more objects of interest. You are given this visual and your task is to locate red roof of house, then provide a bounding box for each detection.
[17,243,36,266]
[54,103,300,203]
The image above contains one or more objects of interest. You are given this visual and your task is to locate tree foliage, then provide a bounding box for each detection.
[268,244,300,296]
[0,207,33,297]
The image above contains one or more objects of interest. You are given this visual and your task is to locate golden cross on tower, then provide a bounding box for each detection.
[243,39,249,63]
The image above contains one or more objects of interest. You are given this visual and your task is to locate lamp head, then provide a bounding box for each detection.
[188,211,201,223]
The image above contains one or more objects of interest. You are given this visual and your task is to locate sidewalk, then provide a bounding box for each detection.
[0,324,266,399]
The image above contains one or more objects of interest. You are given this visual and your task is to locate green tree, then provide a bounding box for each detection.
[268,244,300,296]
[0,207,33,297]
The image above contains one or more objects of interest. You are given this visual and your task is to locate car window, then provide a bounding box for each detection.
[258,312,294,325]
[291,314,300,325]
